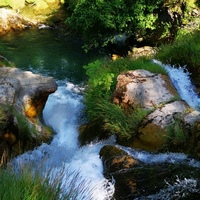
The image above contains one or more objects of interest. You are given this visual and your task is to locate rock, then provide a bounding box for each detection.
[128,46,157,59]
[113,69,200,156]
[110,163,200,200]
[0,67,57,163]
[0,67,57,119]
[113,69,178,109]
[100,145,200,199]
[0,8,35,36]
[0,108,18,165]
[131,100,190,151]
[100,145,139,174]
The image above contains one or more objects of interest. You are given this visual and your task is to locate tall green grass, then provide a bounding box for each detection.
[155,30,200,70]
[0,165,98,200]
[96,99,151,140]
[0,167,63,200]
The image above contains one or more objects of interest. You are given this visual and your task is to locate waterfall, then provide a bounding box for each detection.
[11,81,115,200]
[153,59,200,109]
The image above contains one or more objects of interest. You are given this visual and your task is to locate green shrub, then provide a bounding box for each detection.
[66,0,164,50]
[98,100,151,140]
[155,30,200,70]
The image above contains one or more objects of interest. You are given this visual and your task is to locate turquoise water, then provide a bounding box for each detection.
[0,28,108,83]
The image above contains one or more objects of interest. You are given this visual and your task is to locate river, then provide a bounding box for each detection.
[1,28,200,199]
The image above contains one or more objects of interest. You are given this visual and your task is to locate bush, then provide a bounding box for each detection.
[67,0,164,50]
[155,30,200,70]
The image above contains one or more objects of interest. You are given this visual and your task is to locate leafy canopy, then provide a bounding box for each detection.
[67,0,164,50]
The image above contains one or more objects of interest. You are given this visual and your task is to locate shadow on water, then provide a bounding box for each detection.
[0,28,109,83]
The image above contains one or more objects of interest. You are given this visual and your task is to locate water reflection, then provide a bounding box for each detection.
[0,28,108,83]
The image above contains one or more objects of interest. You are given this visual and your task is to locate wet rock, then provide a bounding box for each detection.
[100,145,139,174]
[100,146,200,200]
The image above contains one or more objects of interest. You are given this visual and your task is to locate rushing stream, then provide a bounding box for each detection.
[1,29,200,199]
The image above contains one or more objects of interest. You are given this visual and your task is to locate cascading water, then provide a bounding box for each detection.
[11,81,115,199]
[153,59,200,109]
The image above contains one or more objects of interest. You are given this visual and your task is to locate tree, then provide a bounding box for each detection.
[66,0,164,50]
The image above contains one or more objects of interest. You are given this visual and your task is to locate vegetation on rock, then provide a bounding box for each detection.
[83,57,166,141]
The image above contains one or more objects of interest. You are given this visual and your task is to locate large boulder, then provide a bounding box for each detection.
[100,145,139,174]
[0,66,57,164]
[113,69,178,109]
[0,67,57,119]
[113,69,200,156]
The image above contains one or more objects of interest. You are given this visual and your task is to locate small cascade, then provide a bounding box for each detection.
[12,81,115,200]
[153,59,200,109]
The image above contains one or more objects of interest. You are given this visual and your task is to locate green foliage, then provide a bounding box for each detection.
[166,119,187,145]
[67,0,164,50]
[0,165,97,200]
[14,111,37,142]
[155,30,200,70]
[97,100,151,140]
[83,57,165,140]
[0,168,62,200]
[84,60,114,93]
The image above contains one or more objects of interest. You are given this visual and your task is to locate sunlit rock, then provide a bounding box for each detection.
[128,46,157,59]
[0,8,34,35]
[113,69,178,109]
[0,67,57,119]
[134,101,190,151]
[113,69,200,154]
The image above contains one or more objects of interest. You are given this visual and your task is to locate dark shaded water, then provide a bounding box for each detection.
[0,28,108,83]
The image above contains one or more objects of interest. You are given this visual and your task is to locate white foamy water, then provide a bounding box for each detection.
[12,81,115,200]
[153,59,200,109]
